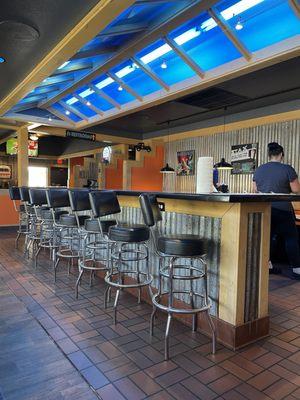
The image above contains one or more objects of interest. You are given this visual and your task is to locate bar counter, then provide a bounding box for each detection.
[114,191,300,349]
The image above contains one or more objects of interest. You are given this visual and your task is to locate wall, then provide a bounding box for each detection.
[68,157,84,187]
[164,119,300,193]
[130,145,164,191]
[0,190,19,226]
[105,159,123,190]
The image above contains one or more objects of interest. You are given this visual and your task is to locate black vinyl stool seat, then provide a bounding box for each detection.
[139,193,216,360]
[46,187,81,282]
[109,224,149,243]
[59,214,89,227]
[85,218,116,234]
[157,235,206,256]
[8,186,28,248]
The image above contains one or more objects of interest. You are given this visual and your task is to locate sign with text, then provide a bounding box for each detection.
[231,143,258,174]
[66,130,96,141]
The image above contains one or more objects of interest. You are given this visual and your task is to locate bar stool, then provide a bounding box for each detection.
[139,193,216,360]
[8,186,28,248]
[29,188,64,268]
[69,188,116,298]
[89,190,153,323]
[46,188,88,281]
[19,186,37,256]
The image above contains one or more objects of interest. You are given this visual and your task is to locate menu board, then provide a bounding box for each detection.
[231,143,258,175]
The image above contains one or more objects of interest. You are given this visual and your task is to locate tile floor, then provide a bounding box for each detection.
[0,229,300,400]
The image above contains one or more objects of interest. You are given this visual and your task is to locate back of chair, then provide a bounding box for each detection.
[29,188,47,206]
[89,190,121,218]
[9,186,21,201]
[46,188,70,209]
[19,187,30,203]
[69,189,91,212]
[139,194,162,227]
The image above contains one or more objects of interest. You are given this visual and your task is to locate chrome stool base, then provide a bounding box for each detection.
[150,256,216,361]
[105,242,152,324]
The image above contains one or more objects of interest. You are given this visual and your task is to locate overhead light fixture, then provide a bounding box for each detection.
[0,57,5,63]
[213,107,233,170]
[235,17,244,30]
[65,110,70,115]
[118,85,123,91]
[65,0,262,107]
[160,60,167,69]
[48,116,52,121]
[160,121,175,174]
[86,101,91,106]
[29,133,39,141]
[214,158,233,170]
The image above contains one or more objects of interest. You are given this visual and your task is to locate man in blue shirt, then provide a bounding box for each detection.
[253,142,300,279]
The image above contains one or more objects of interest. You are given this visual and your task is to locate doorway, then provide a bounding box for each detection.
[28,166,48,187]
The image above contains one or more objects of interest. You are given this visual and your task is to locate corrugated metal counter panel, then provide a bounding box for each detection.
[119,206,221,316]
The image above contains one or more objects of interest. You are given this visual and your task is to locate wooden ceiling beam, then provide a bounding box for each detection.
[131,56,169,90]
[107,72,143,101]
[73,94,104,115]
[59,101,89,121]
[289,0,300,17]
[208,8,251,61]
[89,84,122,109]
[0,0,136,115]
[70,46,118,61]
[164,36,205,77]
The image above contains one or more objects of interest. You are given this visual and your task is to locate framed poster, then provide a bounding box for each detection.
[231,143,258,174]
[176,150,195,176]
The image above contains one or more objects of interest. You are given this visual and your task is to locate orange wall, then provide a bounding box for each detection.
[69,157,84,187]
[0,193,19,226]
[131,146,164,191]
[105,159,124,190]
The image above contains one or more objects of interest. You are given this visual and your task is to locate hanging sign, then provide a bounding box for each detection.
[231,143,258,174]
[66,130,96,141]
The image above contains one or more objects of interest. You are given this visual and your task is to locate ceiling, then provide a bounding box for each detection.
[1,0,299,132]
[89,56,300,136]
[0,0,99,100]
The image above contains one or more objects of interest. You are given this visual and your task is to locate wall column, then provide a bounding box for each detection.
[17,126,28,186]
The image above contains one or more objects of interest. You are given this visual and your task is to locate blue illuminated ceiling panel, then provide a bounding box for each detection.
[4,0,300,127]
[52,103,82,122]
[74,85,114,112]
[216,0,300,52]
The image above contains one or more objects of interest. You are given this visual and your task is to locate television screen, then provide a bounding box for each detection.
[6,138,18,155]
[6,138,38,157]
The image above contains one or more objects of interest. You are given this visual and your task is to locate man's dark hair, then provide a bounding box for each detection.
[268,142,284,158]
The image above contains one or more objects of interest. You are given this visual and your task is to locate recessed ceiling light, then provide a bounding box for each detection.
[118,85,123,91]
[48,117,52,121]
[65,110,70,115]
[160,60,167,69]
[0,57,5,63]
[86,101,91,106]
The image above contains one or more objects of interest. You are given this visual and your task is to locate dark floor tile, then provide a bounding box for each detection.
[67,350,93,370]
[81,365,109,389]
